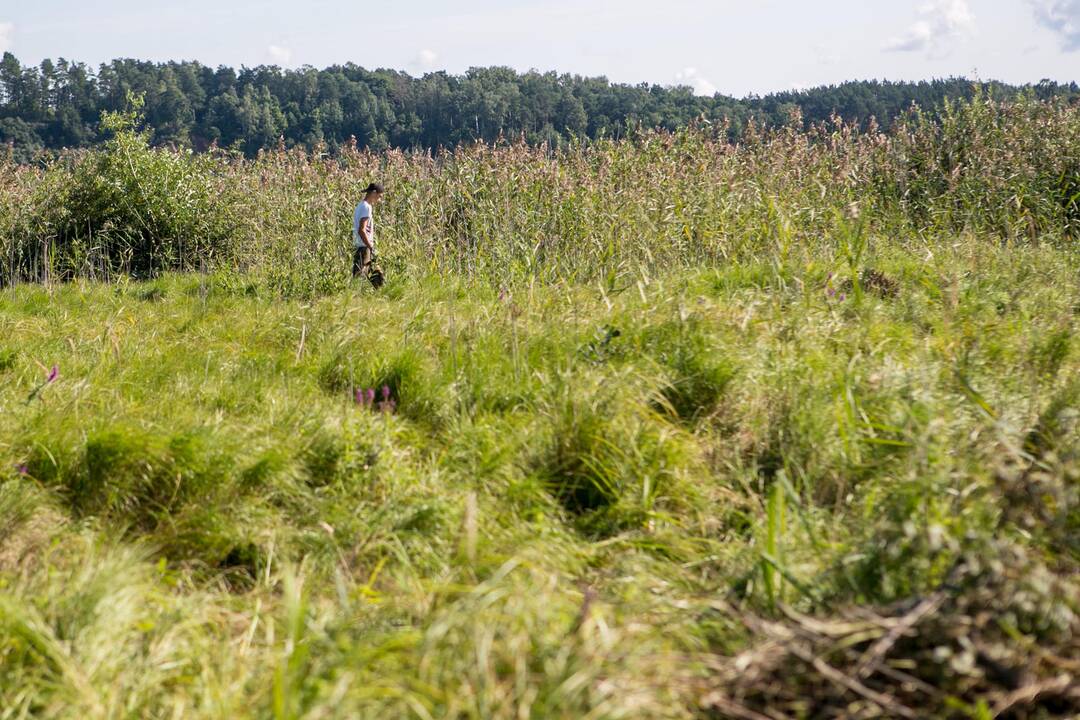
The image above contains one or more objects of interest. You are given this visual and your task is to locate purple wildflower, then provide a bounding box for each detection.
[827,286,836,297]
[46,365,59,384]
[365,388,376,405]
[839,293,847,302]
[355,388,365,406]
[382,385,391,402]
[16,464,28,475]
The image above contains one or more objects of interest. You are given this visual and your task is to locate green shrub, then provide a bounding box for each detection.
[641,317,736,422]
[69,426,232,527]
[538,389,621,516]
[6,96,237,283]
[301,431,343,488]
[240,447,292,491]
[321,342,442,423]
[1030,326,1073,378]
[317,340,376,394]
[533,376,697,537]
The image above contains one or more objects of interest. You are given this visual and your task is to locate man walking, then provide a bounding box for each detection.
[352,182,384,279]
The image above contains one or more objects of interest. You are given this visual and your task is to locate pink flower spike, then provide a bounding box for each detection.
[354,388,364,405]
[47,365,59,383]
[365,388,376,405]
[382,385,391,401]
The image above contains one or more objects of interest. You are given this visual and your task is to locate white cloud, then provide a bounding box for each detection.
[885,0,975,56]
[407,48,440,75]
[674,67,717,96]
[267,44,294,66]
[1031,0,1080,51]
[0,22,14,54]
[416,48,439,69]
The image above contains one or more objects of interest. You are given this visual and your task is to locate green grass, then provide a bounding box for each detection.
[1,236,1078,717]
[0,92,1077,718]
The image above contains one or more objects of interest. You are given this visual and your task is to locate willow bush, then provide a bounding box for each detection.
[1,98,238,285]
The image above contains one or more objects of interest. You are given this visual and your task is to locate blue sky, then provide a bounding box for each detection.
[1,1,1077,97]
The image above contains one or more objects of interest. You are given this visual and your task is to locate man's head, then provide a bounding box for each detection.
[364,182,385,204]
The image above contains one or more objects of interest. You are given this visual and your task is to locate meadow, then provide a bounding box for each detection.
[0,93,1078,719]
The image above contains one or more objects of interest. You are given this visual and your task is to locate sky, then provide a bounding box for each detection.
[0,0,1077,97]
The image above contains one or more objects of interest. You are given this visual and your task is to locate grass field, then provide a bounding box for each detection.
[1,95,1079,718]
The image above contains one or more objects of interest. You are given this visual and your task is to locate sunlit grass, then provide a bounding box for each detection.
[0,92,1078,718]
[1,233,1077,716]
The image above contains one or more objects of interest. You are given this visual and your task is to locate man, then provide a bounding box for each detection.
[352,182,384,278]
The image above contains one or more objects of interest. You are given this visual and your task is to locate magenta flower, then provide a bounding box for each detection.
[25,365,60,404]
[839,293,847,302]
[365,388,376,405]
[382,385,391,402]
[15,464,28,475]
[354,388,366,406]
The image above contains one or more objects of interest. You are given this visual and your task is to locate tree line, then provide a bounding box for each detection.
[1,52,1077,161]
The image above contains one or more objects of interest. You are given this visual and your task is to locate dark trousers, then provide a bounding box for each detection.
[352,245,371,277]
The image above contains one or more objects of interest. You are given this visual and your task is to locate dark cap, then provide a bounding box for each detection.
[364,182,385,194]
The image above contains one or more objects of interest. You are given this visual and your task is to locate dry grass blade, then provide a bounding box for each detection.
[785,643,920,720]
[853,591,946,679]
[699,693,790,720]
[991,675,1079,718]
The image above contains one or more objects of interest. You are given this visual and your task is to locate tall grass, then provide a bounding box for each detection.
[0,91,1078,718]
[2,91,1078,293]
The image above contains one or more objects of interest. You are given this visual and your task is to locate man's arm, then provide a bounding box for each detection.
[358,216,374,251]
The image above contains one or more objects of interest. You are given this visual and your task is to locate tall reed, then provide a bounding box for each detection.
[1,92,1077,294]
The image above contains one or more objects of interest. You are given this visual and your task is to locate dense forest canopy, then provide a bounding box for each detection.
[0,52,1077,160]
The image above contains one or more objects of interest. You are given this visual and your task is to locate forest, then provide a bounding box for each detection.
[1,51,1078,160]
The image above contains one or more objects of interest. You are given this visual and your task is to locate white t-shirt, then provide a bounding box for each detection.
[353,200,374,248]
